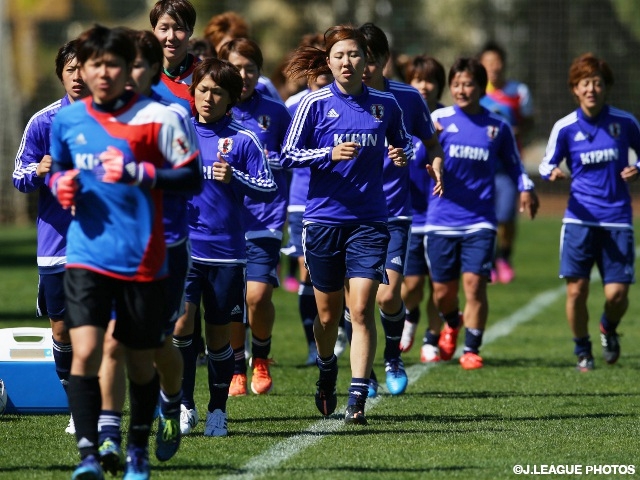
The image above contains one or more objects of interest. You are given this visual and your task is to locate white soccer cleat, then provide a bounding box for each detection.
[65,415,76,435]
[204,409,228,437]
[399,320,418,352]
[334,327,348,358]
[420,343,441,363]
[180,404,199,435]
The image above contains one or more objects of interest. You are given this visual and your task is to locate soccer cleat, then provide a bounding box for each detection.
[420,343,441,363]
[576,355,595,372]
[99,437,123,476]
[385,358,408,395]
[65,415,76,435]
[204,409,228,437]
[495,258,515,284]
[251,358,273,395]
[305,343,318,367]
[399,320,418,352]
[229,373,248,397]
[123,447,150,480]
[344,405,368,425]
[438,323,460,361]
[460,352,483,370]
[72,454,104,480]
[367,377,379,398]
[334,327,348,358]
[315,361,338,416]
[155,411,181,462]
[600,330,620,365]
[179,404,199,435]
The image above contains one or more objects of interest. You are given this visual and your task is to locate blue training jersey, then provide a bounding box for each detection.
[383,79,436,220]
[50,94,200,281]
[539,105,640,227]
[284,89,312,213]
[231,90,292,239]
[12,95,73,273]
[280,81,413,225]
[188,115,277,263]
[427,105,534,232]
[150,91,203,246]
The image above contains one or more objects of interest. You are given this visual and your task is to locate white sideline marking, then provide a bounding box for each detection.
[220,285,566,480]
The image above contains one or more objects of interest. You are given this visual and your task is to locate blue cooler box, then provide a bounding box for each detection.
[0,327,68,414]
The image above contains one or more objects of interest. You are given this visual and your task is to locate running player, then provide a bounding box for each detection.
[281,25,413,425]
[12,39,89,436]
[479,41,534,284]
[357,23,444,396]
[49,24,200,479]
[539,53,640,371]
[427,57,538,370]
[179,57,277,436]
[218,38,292,397]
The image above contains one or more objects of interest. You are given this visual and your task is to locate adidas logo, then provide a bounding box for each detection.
[75,133,87,145]
[445,124,459,133]
[574,131,587,141]
[327,108,339,118]
[391,256,403,266]
[230,305,242,315]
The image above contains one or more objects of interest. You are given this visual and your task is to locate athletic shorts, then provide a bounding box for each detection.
[303,222,389,293]
[184,262,246,326]
[63,268,166,349]
[559,223,635,284]
[37,271,65,321]
[405,231,429,277]
[385,220,411,275]
[246,237,281,286]
[163,239,191,335]
[494,171,518,224]
[425,229,496,283]
[285,211,304,258]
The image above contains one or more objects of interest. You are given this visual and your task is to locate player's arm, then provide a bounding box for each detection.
[12,121,49,193]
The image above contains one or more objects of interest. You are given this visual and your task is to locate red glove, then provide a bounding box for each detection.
[99,146,156,187]
[49,169,79,209]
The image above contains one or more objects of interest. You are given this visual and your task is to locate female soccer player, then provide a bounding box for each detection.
[539,53,640,371]
[427,57,538,370]
[399,55,447,363]
[358,23,445,396]
[12,39,89,436]
[179,57,277,437]
[49,24,200,479]
[281,24,413,425]
[150,0,199,114]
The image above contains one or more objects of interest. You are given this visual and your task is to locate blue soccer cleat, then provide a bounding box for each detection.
[385,358,408,395]
[72,454,104,480]
[123,447,150,480]
[155,410,181,461]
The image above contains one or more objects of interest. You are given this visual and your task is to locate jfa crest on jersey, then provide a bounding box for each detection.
[219,137,234,154]
[608,122,621,138]
[371,104,384,122]
[257,114,271,131]
[487,125,499,140]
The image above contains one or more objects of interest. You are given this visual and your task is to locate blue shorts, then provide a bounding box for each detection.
[64,268,165,349]
[184,262,246,325]
[385,220,411,275]
[425,229,496,283]
[560,223,635,284]
[246,237,281,286]
[495,171,518,223]
[303,222,390,293]
[405,231,429,277]
[37,271,66,320]
[163,240,191,335]
[284,211,304,258]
